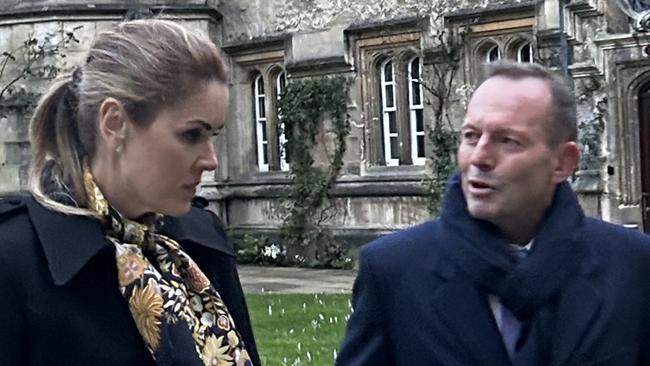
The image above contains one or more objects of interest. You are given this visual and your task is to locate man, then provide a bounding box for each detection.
[336,61,650,365]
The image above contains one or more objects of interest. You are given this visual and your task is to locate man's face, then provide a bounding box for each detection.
[458,76,571,233]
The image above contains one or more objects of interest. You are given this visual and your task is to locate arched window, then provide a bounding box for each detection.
[253,74,269,172]
[408,57,425,166]
[380,59,399,166]
[486,44,501,63]
[276,71,289,171]
[374,55,427,167]
[517,42,533,63]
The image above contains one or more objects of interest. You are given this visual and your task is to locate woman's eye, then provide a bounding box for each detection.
[181,129,203,144]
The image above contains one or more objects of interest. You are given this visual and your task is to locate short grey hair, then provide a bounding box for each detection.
[479,61,577,146]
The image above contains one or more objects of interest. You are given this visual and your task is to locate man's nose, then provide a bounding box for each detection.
[470,136,495,171]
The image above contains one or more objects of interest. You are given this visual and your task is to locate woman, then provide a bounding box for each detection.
[0,19,260,366]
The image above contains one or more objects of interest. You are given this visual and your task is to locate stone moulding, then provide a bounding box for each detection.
[0,3,222,26]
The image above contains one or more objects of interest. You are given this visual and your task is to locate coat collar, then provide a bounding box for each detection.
[430,173,603,364]
[438,173,600,302]
[25,196,234,286]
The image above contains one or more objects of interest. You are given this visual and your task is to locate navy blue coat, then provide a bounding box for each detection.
[0,195,260,366]
[337,180,650,366]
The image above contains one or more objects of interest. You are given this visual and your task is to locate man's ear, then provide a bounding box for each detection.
[552,141,580,183]
[98,98,128,153]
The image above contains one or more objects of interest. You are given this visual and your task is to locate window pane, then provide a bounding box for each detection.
[385,85,394,108]
[388,112,397,133]
[257,77,265,95]
[417,135,425,157]
[262,143,268,164]
[384,61,393,82]
[416,109,424,131]
[259,97,266,118]
[519,44,531,63]
[390,137,399,159]
[412,82,421,105]
[411,58,420,79]
[260,121,267,140]
[487,46,500,62]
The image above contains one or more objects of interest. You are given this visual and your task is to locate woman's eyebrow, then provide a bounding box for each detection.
[187,119,213,131]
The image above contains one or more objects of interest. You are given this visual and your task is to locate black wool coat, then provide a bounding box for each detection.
[336,175,650,366]
[0,195,260,366]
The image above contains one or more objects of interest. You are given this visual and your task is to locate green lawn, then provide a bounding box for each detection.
[246,293,352,366]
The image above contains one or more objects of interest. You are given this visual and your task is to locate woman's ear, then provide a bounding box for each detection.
[98,98,128,153]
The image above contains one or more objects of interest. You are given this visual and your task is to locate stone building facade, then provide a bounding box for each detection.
[1,0,650,247]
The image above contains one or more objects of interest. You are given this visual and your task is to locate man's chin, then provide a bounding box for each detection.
[466,202,498,222]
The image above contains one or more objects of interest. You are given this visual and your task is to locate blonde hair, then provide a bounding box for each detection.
[29,19,228,216]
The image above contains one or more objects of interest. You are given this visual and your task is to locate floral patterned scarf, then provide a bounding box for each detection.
[83,166,252,366]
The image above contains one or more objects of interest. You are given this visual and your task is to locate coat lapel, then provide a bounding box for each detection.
[25,196,110,286]
[431,276,512,365]
[551,277,603,366]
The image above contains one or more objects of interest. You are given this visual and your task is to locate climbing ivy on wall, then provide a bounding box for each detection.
[420,14,464,216]
[425,125,458,215]
[0,27,81,114]
[278,75,352,267]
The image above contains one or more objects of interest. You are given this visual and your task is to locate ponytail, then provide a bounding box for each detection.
[29,72,98,217]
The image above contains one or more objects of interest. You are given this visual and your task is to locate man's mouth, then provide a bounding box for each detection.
[467,179,497,194]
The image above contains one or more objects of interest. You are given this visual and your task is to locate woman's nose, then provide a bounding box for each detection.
[200,142,218,172]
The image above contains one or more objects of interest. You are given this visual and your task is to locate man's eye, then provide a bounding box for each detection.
[462,131,479,143]
[500,136,520,145]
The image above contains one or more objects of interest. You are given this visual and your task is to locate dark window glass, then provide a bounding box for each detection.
[417,135,425,157]
[389,112,397,133]
[412,82,421,105]
[384,61,393,82]
[260,121,267,140]
[390,137,399,159]
[385,85,394,108]
[519,44,531,63]
[488,46,500,62]
[411,58,420,79]
[262,143,268,164]
[416,109,424,131]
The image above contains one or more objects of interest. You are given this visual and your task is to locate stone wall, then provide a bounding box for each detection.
[1,0,649,246]
[218,0,528,44]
